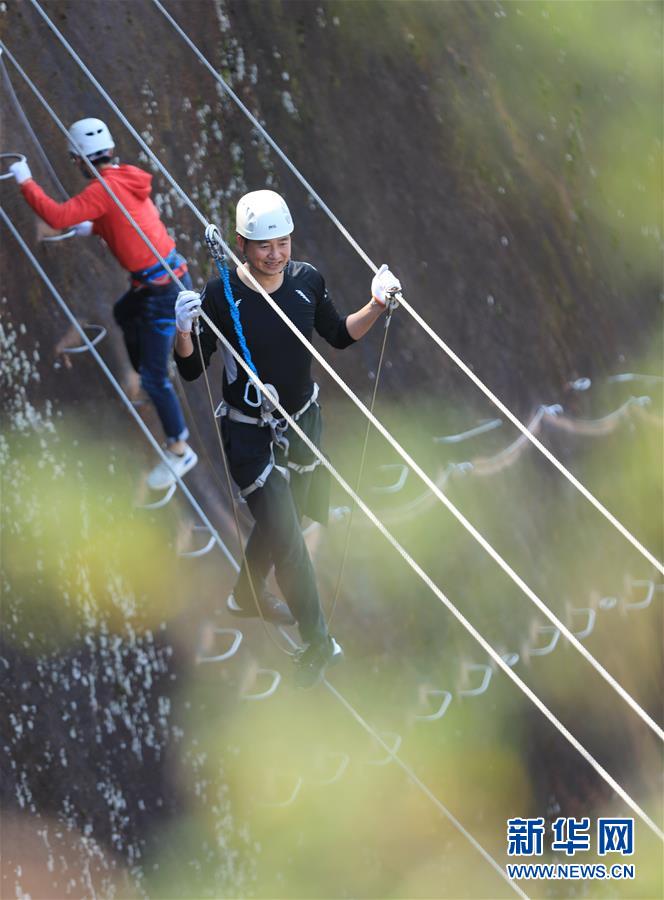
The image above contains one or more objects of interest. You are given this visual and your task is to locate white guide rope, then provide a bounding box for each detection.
[8,16,663,744]
[0,206,526,900]
[4,35,663,838]
[194,299,664,843]
[147,0,663,576]
[4,205,661,851]
[0,205,238,573]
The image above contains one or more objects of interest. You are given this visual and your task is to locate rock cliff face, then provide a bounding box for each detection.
[1,2,661,898]
[2,0,660,404]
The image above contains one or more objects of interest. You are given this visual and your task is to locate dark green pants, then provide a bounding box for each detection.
[223,403,330,645]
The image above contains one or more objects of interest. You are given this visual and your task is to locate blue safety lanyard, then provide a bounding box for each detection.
[205,224,262,407]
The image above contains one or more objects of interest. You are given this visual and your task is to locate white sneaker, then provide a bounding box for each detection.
[147,444,198,491]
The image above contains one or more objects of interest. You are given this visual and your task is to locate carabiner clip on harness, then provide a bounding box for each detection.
[204,223,287,449]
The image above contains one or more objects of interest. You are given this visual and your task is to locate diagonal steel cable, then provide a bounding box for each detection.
[6,20,663,744]
[6,199,663,842]
[327,309,395,626]
[1,50,68,197]
[0,204,239,573]
[2,59,662,837]
[1,204,530,898]
[1,39,251,510]
[1,33,286,655]
[169,295,664,842]
[148,0,663,577]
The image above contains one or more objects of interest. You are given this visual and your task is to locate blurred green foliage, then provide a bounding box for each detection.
[2,426,183,651]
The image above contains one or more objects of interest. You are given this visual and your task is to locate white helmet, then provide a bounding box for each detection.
[236,190,293,240]
[67,118,114,161]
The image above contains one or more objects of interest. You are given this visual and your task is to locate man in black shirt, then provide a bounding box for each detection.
[174,189,401,687]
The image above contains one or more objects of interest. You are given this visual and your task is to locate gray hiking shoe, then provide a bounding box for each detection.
[226,588,295,626]
[293,636,344,689]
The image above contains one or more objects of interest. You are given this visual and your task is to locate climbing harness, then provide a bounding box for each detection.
[148,0,663,575]
[200,222,295,654]
[7,31,663,752]
[131,247,188,287]
[215,383,320,498]
[204,223,288,446]
[3,33,663,839]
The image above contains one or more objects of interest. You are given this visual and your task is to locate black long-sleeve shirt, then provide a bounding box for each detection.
[175,260,354,415]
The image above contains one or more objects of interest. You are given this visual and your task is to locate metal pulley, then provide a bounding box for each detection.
[204,222,224,261]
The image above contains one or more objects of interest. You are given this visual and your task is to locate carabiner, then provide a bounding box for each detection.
[244,380,263,408]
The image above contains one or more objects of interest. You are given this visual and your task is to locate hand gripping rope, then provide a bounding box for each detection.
[151,0,663,577]
[204,224,286,451]
[3,52,662,834]
[2,210,523,900]
[13,5,661,769]
[8,7,664,849]
[6,28,661,751]
[200,223,292,652]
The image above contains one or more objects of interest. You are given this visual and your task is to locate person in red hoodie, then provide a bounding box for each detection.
[10,117,198,490]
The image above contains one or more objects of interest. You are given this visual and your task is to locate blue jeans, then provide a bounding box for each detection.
[113,274,192,444]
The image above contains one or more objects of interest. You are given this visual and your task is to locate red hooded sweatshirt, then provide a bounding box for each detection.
[20,165,175,273]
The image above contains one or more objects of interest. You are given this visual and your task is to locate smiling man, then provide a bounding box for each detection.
[173,189,400,687]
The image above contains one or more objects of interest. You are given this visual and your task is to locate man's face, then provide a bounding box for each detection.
[239,234,292,277]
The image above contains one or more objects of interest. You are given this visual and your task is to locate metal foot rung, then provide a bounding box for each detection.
[179,524,216,558]
[58,324,107,354]
[527,625,561,657]
[137,482,177,510]
[242,668,281,701]
[415,688,453,722]
[458,663,492,697]
[372,464,409,494]
[197,628,243,664]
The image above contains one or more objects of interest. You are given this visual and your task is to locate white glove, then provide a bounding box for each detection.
[9,159,32,184]
[175,290,202,333]
[371,263,402,308]
[72,220,93,237]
